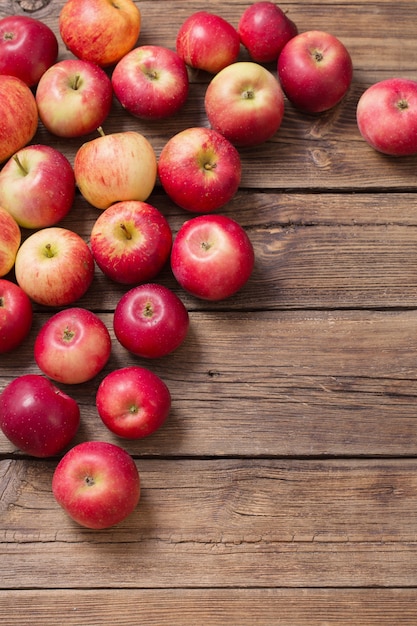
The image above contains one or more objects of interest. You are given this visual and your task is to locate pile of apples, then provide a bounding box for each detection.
[0,0,415,530]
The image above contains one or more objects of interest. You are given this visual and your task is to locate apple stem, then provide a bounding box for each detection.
[0,297,4,308]
[44,243,54,258]
[97,126,105,137]
[120,223,132,240]
[72,74,81,90]
[13,154,28,176]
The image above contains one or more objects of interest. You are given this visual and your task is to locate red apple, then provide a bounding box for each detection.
[237,1,298,63]
[171,214,255,301]
[356,78,417,156]
[14,227,95,307]
[74,130,157,210]
[113,283,189,359]
[34,308,112,385]
[0,279,33,353]
[36,59,113,138]
[204,61,285,147]
[0,145,75,229]
[278,30,353,113]
[158,127,241,214]
[0,15,58,87]
[0,75,38,164]
[59,0,141,67]
[96,366,171,439]
[0,206,20,277]
[52,441,140,529]
[112,45,189,120]
[90,200,172,285]
[0,374,80,457]
[176,11,240,74]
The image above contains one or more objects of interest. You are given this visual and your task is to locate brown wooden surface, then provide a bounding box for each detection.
[2,0,417,623]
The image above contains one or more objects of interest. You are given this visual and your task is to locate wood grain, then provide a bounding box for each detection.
[2,0,417,623]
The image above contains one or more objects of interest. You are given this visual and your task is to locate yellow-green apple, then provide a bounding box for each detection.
[0,374,80,457]
[34,307,112,385]
[59,0,141,67]
[356,78,417,156]
[96,366,171,439]
[0,279,32,353]
[278,30,353,113]
[35,59,113,138]
[74,130,157,210]
[205,62,285,147]
[0,145,75,229]
[52,441,141,529]
[171,214,255,301]
[113,283,189,358]
[237,1,298,63]
[90,200,172,285]
[0,206,21,277]
[158,127,241,213]
[15,227,95,307]
[0,15,58,87]
[176,11,240,74]
[112,45,189,120]
[0,75,38,163]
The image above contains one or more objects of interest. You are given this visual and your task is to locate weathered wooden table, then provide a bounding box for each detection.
[2,0,417,623]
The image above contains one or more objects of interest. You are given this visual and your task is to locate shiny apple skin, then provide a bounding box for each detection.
[0,374,80,457]
[158,127,241,213]
[0,279,33,353]
[0,15,58,87]
[90,200,172,285]
[176,11,240,74]
[34,307,112,385]
[113,283,189,359]
[171,214,255,301]
[0,75,38,164]
[205,62,285,147]
[356,78,417,156]
[237,1,298,63]
[52,441,141,529]
[0,206,21,277]
[96,366,171,439]
[0,145,75,229]
[112,45,189,120]
[15,227,95,307]
[278,30,353,113]
[59,0,141,67]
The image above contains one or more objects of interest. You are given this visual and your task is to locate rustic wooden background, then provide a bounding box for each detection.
[1,0,417,623]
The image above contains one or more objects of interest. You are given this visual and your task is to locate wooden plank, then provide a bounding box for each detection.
[2,310,417,457]
[1,589,417,626]
[2,459,417,588]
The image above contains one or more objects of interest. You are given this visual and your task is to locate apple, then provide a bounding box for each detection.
[176,11,240,74]
[90,200,172,285]
[356,78,417,156]
[59,0,141,67]
[36,59,113,138]
[74,130,158,210]
[204,61,285,147]
[96,366,171,439]
[52,441,140,529]
[171,214,255,301]
[0,145,75,229]
[0,206,20,277]
[277,30,353,113]
[0,15,58,87]
[0,75,38,164]
[34,307,112,385]
[157,127,241,213]
[0,279,33,353]
[112,45,189,120]
[113,283,189,359]
[0,374,80,457]
[14,227,95,307]
[237,1,298,63]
